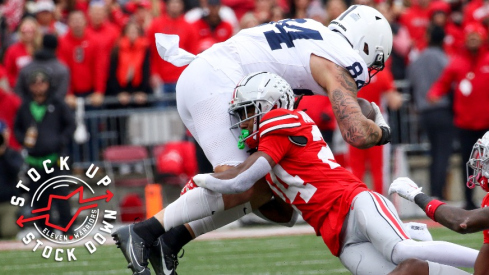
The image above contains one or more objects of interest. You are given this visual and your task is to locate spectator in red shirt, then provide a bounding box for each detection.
[147,0,198,106]
[428,22,489,210]
[58,11,105,108]
[107,21,151,106]
[4,17,41,88]
[185,0,239,32]
[399,0,431,59]
[349,70,403,195]
[428,1,464,58]
[193,0,233,43]
[87,1,120,60]
[0,88,21,150]
[463,0,489,27]
[34,0,68,36]
[130,0,153,32]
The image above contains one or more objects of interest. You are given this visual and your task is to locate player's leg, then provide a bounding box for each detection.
[388,259,471,275]
[339,242,397,275]
[347,191,478,268]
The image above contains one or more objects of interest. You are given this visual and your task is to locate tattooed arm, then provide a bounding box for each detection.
[310,55,381,149]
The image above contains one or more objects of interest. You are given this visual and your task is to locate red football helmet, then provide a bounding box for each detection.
[467,131,489,192]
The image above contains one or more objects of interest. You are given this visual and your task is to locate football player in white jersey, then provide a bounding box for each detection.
[113,5,395,275]
[114,72,479,275]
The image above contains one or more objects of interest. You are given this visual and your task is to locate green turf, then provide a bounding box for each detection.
[0,227,482,274]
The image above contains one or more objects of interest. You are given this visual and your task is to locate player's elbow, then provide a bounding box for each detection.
[343,134,374,149]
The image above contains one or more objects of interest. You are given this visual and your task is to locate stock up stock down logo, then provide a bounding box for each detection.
[10,156,118,261]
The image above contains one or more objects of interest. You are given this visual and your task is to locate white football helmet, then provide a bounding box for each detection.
[467,131,489,192]
[229,72,295,148]
[328,5,393,80]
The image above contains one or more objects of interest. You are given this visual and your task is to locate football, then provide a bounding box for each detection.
[357,98,376,121]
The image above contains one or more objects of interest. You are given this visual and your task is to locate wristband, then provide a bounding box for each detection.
[424,200,446,221]
[376,126,391,146]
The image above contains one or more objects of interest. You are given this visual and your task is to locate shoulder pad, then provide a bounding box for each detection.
[259,109,302,138]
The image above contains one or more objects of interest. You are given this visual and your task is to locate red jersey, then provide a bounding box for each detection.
[482,193,489,244]
[193,19,233,43]
[427,49,489,130]
[58,30,106,94]
[258,109,368,256]
[4,42,31,88]
[146,15,198,83]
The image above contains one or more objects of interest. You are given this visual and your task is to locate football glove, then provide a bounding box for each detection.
[371,102,389,128]
[388,177,424,202]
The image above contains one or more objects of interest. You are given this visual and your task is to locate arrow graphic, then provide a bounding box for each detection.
[17,186,113,232]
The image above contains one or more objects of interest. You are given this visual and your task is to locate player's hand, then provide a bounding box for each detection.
[371,102,390,129]
[388,177,423,202]
[180,178,198,196]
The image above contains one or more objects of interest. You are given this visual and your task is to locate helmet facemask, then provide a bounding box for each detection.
[229,99,273,149]
[366,49,385,84]
[228,72,295,149]
[466,136,489,192]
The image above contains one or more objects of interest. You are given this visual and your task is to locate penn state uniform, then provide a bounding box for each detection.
[256,108,410,273]
[176,19,368,168]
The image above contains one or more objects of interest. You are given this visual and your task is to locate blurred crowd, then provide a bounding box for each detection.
[1,0,489,238]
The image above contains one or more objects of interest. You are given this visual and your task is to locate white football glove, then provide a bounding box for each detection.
[371,102,390,129]
[388,177,423,202]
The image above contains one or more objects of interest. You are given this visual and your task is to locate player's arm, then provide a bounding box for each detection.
[310,55,389,149]
[475,244,489,275]
[389,177,489,234]
[192,151,277,194]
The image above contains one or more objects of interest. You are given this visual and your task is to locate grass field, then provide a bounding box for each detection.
[0,227,481,275]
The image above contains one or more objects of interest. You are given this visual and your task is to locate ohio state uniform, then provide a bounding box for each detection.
[257,108,409,259]
[482,194,489,244]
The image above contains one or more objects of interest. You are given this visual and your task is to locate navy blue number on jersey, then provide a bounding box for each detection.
[346,62,365,89]
[264,19,323,50]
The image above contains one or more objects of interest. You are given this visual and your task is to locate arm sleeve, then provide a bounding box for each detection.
[197,156,272,194]
[427,62,456,99]
[56,66,70,100]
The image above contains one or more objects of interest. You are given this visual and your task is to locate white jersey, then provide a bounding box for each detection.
[199,18,369,95]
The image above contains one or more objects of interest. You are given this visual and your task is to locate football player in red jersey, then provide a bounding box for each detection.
[114,72,478,275]
[388,132,489,275]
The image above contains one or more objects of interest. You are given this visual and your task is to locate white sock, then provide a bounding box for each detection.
[392,239,478,268]
[189,202,252,237]
[163,187,224,231]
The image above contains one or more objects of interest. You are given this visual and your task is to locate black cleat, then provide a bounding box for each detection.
[149,236,182,275]
[112,224,151,275]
